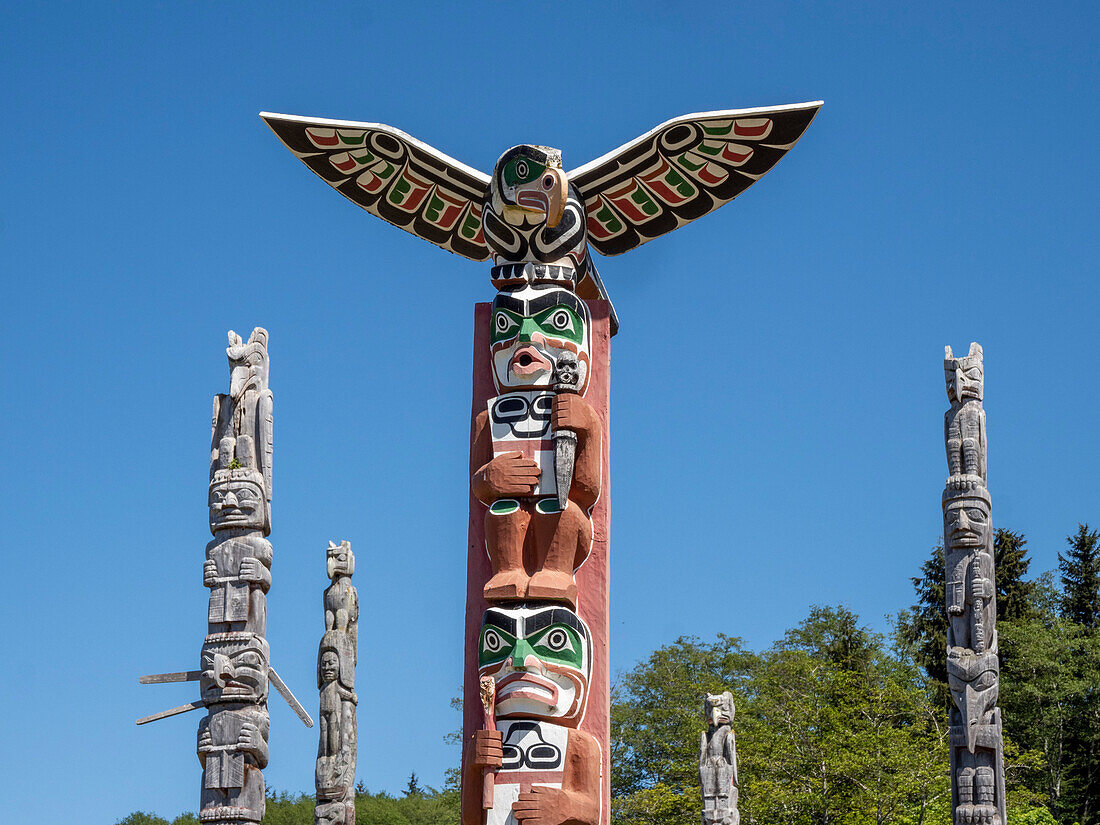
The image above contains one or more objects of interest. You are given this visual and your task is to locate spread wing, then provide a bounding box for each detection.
[569,102,822,256]
[260,112,492,261]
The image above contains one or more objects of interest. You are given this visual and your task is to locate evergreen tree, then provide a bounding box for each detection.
[995,528,1037,621]
[404,771,424,797]
[895,543,949,690]
[1060,524,1100,628]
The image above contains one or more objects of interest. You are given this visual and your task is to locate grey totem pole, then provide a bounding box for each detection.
[699,692,739,825]
[316,540,359,825]
[942,343,1005,825]
[138,328,312,825]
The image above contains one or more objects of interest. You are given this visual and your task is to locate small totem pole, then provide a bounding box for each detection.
[262,100,821,825]
[316,540,359,825]
[138,328,312,825]
[700,692,739,825]
[942,343,1005,825]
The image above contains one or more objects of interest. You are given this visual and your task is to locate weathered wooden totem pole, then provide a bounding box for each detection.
[700,692,739,825]
[942,343,1005,825]
[138,328,312,825]
[262,100,820,825]
[316,540,359,825]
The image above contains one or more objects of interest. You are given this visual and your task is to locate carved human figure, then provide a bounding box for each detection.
[699,692,739,825]
[197,706,269,822]
[944,343,986,485]
[471,284,602,608]
[204,535,272,634]
[324,541,359,659]
[943,487,997,657]
[463,604,600,825]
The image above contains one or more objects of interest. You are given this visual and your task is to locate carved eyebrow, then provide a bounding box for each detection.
[482,610,517,635]
[527,291,585,317]
[524,607,587,637]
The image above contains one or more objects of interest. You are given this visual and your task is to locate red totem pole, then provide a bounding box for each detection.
[261,102,820,825]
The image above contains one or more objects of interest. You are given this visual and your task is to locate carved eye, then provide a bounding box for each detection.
[515,160,529,179]
[550,310,571,331]
[494,312,518,336]
[536,627,574,654]
[542,174,555,190]
[483,629,505,654]
[967,508,987,521]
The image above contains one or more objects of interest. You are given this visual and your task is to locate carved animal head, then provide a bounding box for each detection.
[490,284,591,394]
[945,342,983,403]
[490,145,569,229]
[326,540,355,579]
[478,604,592,726]
[947,650,999,750]
[227,327,269,399]
[200,632,270,704]
[705,691,735,726]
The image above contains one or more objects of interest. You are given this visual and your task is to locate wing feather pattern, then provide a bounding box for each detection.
[569,102,822,256]
[260,112,492,261]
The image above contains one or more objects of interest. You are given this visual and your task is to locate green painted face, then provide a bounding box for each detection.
[477,605,592,723]
[479,620,585,671]
[490,286,591,393]
[502,157,546,189]
[490,304,585,348]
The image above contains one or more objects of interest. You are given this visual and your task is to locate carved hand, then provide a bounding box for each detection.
[203,559,218,586]
[513,786,593,825]
[471,728,503,770]
[552,393,597,439]
[970,566,994,600]
[197,727,214,753]
[474,452,541,500]
[237,721,265,754]
[239,556,263,583]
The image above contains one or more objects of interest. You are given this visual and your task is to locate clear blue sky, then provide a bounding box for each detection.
[2,1,1097,822]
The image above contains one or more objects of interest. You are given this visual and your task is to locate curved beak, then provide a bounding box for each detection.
[545,167,568,228]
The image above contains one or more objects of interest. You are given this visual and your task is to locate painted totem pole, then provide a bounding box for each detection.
[138,328,312,825]
[943,343,1005,825]
[262,101,821,825]
[700,692,739,825]
[316,540,359,825]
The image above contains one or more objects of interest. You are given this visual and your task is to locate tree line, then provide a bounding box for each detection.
[118,525,1100,825]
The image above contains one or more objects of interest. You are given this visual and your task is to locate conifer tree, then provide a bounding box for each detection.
[1060,524,1100,628]
[995,528,1037,621]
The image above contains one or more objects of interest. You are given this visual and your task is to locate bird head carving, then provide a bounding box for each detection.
[490,145,568,229]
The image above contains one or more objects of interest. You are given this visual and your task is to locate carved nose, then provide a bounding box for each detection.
[957,510,970,530]
[223,492,239,508]
[214,653,234,686]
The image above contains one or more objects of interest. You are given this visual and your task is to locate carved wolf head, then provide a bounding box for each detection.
[945,342,983,403]
[705,691,735,726]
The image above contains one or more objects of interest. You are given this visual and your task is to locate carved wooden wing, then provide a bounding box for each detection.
[568,102,822,256]
[260,113,492,261]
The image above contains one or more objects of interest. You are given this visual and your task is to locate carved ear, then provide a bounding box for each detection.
[328,540,338,549]
[944,345,953,359]
[249,327,269,348]
[968,342,982,358]
[228,330,243,347]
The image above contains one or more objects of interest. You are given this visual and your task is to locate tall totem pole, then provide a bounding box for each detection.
[316,540,359,825]
[943,343,1005,825]
[138,328,312,825]
[261,101,820,825]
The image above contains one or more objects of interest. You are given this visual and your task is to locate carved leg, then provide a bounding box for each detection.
[956,763,975,825]
[947,419,963,477]
[484,502,531,601]
[529,501,591,608]
[975,765,996,825]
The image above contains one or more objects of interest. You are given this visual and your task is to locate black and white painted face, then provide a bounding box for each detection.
[209,472,267,531]
[490,285,591,394]
[200,632,270,704]
[478,604,592,724]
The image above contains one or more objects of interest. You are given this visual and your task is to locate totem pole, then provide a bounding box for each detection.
[262,100,821,825]
[316,540,359,825]
[700,692,739,825]
[943,343,1005,825]
[138,328,312,825]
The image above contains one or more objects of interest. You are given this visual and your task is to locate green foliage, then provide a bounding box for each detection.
[115,815,169,825]
[1060,524,1100,628]
[996,529,1037,621]
[613,606,951,825]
